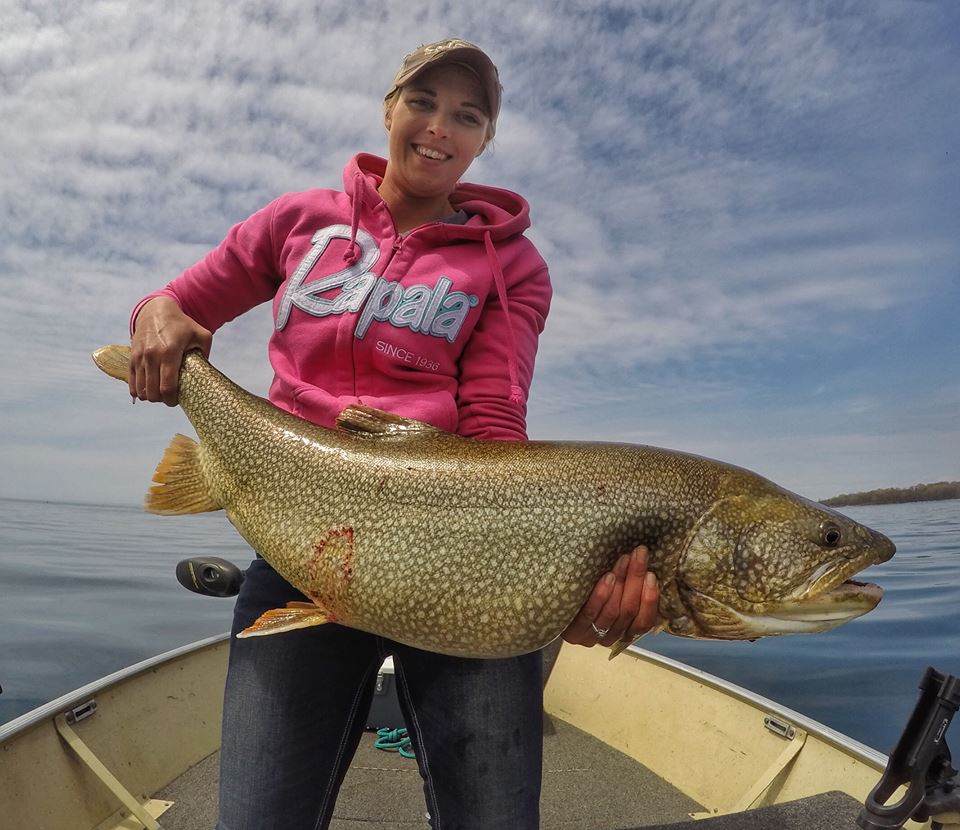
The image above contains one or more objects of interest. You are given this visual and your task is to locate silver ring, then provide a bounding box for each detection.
[590,622,609,639]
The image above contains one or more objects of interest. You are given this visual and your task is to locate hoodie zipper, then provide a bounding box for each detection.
[348,222,442,396]
[382,221,443,273]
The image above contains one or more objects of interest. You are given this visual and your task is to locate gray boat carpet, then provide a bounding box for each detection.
[628,790,863,830]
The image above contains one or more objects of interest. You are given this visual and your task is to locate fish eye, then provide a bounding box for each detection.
[820,522,843,548]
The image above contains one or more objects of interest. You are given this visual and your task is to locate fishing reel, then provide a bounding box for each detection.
[858,667,960,830]
[175,556,245,597]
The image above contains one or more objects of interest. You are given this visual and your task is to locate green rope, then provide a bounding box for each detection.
[375,726,415,759]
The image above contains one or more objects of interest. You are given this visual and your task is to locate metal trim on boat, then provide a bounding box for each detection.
[0,632,230,742]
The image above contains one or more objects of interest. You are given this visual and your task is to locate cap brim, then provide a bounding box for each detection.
[394,47,501,121]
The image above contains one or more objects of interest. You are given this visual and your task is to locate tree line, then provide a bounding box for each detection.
[821,481,960,507]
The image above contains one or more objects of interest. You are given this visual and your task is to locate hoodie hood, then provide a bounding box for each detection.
[346,153,532,243]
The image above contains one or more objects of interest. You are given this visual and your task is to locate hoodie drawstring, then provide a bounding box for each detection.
[343,171,364,265]
[484,231,524,405]
[342,167,523,408]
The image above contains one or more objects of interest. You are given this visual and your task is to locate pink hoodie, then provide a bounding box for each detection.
[132,153,552,441]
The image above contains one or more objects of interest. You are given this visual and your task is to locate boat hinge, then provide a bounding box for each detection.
[691,717,807,819]
[55,707,167,830]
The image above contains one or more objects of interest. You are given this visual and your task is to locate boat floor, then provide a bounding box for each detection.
[154,715,702,829]
[153,715,863,829]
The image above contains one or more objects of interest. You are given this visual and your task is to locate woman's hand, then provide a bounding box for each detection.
[561,545,660,649]
[129,297,212,406]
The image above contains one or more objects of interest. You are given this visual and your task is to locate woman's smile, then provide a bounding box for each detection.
[413,144,452,162]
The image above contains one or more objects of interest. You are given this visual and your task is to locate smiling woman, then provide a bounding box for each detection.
[381,65,492,230]
[122,37,661,830]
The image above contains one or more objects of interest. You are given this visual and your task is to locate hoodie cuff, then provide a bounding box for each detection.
[128,291,177,336]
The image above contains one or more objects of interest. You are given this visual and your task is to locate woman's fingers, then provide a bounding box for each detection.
[129,298,211,406]
[561,546,660,649]
[606,546,648,643]
[561,569,617,646]
[629,570,661,641]
[590,554,632,647]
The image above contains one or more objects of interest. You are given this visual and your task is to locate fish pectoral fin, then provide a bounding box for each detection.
[607,638,635,660]
[145,434,222,515]
[607,621,666,661]
[237,606,334,638]
[336,405,458,440]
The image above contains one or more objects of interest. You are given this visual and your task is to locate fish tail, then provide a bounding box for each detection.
[92,345,132,383]
[145,433,222,515]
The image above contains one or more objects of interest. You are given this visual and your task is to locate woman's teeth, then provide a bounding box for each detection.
[415,145,448,161]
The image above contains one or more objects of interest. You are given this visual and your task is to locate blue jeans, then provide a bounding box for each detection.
[216,559,543,830]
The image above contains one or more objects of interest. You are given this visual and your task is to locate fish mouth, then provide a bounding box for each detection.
[765,578,883,628]
[676,569,884,640]
[793,553,887,605]
[764,553,886,629]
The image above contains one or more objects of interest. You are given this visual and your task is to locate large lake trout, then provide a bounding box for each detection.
[94,345,894,658]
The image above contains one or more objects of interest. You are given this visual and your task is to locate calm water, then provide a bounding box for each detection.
[0,497,957,753]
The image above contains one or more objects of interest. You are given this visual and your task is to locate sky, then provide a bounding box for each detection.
[1,0,958,507]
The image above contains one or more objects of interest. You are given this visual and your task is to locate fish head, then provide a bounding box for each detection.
[667,491,895,640]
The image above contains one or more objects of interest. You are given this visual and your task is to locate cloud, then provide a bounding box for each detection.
[1,0,957,503]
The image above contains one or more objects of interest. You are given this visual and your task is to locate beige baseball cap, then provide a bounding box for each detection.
[385,39,502,133]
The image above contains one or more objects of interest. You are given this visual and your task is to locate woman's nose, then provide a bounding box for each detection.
[426,113,450,137]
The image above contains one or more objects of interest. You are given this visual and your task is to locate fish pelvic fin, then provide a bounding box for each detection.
[145,433,222,515]
[92,345,132,383]
[237,604,334,638]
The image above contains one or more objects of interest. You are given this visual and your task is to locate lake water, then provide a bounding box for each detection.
[1,496,957,754]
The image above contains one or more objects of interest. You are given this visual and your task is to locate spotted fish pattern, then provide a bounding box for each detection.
[93,346,894,658]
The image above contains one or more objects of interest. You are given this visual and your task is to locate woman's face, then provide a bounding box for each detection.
[384,63,491,203]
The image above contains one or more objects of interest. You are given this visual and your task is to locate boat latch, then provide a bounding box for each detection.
[763,715,796,740]
[65,698,98,724]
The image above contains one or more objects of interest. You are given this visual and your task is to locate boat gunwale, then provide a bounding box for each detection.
[626,643,889,769]
[1,631,890,775]
[0,632,230,742]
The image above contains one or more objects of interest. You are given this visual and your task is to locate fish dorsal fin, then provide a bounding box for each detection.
[336,405,455,440]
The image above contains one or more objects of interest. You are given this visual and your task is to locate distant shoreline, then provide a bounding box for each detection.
[822,481,960,507]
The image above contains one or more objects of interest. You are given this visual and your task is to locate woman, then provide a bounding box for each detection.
[129,39,659,830]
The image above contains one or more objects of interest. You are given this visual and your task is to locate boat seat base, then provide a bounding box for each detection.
[630,790,861,830]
